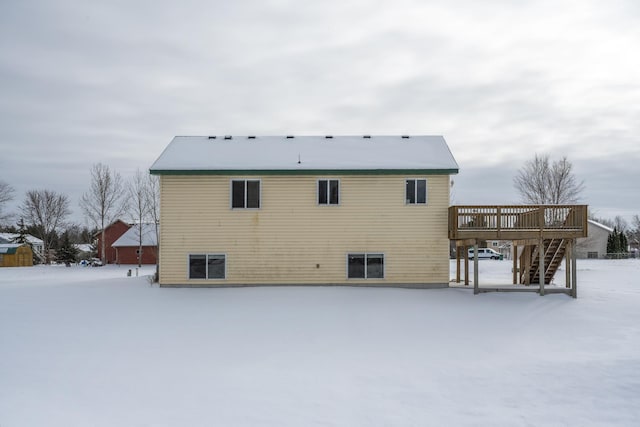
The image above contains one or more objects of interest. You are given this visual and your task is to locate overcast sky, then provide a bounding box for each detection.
[1,0,638,226]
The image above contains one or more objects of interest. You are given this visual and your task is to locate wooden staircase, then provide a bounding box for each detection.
[520,238,568,285]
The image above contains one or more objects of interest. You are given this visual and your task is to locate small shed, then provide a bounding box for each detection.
[0,244,33,267]
[0,233,44,262]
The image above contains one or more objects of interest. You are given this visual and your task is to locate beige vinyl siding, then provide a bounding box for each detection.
[159,174,451,286]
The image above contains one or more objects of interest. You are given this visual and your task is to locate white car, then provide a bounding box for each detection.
[468,248,502,260]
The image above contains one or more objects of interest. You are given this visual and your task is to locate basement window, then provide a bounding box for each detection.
[231,179,261,209]
[189,254,226,279]
[405,179,427,204]
[318,179,339,205]
[347,253,384,279]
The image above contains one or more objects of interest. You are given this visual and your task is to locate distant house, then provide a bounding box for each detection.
[111,223,158,265]
[150,135,459,287]
[94,220,131,264]
[576,220,613,259]
[0,233,44,262]
[0,244,33,267]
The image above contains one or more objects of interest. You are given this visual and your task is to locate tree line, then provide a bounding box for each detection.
[1,154,638,263]
[0,163,159,266]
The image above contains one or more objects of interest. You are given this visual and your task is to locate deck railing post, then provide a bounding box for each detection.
[539,205,545,233]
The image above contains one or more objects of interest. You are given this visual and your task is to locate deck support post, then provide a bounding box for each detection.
[473,242,479,294]
[565,240,571,289]
[456,246,461,283]
[512,244,518,284]
[571,239,577,298]
[539,238,545,296]
[464,246,470,286]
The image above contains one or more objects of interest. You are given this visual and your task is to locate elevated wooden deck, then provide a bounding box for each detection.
[449,205,588,241]
[448,205,588,297]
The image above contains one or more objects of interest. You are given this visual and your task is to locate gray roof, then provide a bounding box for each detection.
[150,135,459,174]
[587,219,614,233]
[112,224,158,248]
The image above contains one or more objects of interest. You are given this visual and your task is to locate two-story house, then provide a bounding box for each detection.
[150,135,459,287]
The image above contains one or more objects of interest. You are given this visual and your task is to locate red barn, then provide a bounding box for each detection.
[95,220,131,264]
[111,223,158,265]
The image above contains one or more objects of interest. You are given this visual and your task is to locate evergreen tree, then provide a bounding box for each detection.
[606,228,629,258]
[608,229,618,255]
[12,218,30,245]
[57,233,78,266]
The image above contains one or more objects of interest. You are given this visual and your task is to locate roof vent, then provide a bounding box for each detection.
[363,135,371,139]
[247,136,256,139]
[286,135,294,139]
[208,136,216,139]
[401,135,410,139]
[224,135,232,140]
[325,135,333,139]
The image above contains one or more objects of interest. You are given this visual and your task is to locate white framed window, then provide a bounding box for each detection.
[405,178,427,204]
[231,179,260,209]
[347,253,384,279]
[318,179,340,205]
[189,254,226,279]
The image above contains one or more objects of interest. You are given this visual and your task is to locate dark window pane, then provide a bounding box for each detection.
[208,255,225,279]
[189,254,206,279]
[367,254,384,278]
[348,254,365,278]
[246,180,260,208]
[406,179,416,204]
[329,180,339,204]
[417,179,427,204]
[318,180,328,204]
[232,181,245,208]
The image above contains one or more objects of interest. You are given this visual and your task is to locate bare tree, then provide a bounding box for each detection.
[514,154,584,204]
[80,163,127,264]
[613,215,628,233]
[20,189,71,263]
[0,180,15,225]
[146,173,160,280]
[146,174,160,245]
[127,169,150,267]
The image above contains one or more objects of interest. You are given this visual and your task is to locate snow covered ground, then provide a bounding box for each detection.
[1,260,639,426]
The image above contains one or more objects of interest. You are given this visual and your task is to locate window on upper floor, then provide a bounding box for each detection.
[232,180,260,209]
[318,179,340,205]
[405,179,427,204]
